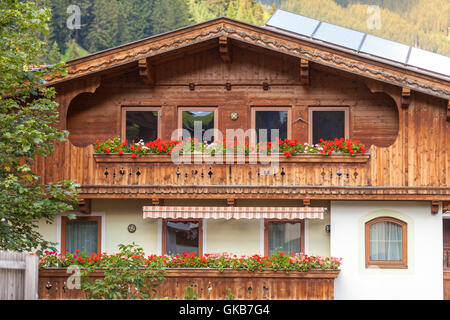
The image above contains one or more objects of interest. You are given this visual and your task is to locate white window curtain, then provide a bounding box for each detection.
[369,221,402,261]
[268,222,301,256]
[66,220,98,254]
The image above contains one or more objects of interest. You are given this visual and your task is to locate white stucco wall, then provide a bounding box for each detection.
[38,198,331,258]
[330,201,443,300]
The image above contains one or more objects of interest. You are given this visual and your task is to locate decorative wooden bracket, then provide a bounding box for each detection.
[431,201,440,214]
[401,87,411,109]
[302,199,311,207]
[152,198,163,206]
[138,58,153,85]
[300,59,310,85]
[219,36,231,63]
[227,199,235,207]
[78,199,91,214]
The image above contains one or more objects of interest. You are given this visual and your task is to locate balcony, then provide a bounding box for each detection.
[39,268,340,300]
[91,153,371,187]
[38,141,448,200]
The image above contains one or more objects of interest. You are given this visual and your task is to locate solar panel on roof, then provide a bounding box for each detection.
[407,47,450,77]
[359,34,410,63]
[265,9,320,37]
[265,9,450,78]
[313,22,365,51]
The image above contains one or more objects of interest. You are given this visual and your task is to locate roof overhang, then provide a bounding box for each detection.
[47,17,450,100]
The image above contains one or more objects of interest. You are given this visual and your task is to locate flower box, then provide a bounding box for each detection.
[93,153,371,164]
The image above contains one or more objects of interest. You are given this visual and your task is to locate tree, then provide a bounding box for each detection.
[64,38,89,61]
[0,0,78,253]
[226,0,238,18]
[85,0,119,52]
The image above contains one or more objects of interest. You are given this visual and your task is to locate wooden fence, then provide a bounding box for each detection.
[0,251,39,300]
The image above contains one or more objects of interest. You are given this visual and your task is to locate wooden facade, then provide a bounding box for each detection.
[34,17,450,299]
[38,268,339,300]
[35,37,449,201]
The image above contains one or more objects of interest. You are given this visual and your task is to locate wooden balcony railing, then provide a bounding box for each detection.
[39,268,340,300]
[91,153,371,187]
[37,143,450,199]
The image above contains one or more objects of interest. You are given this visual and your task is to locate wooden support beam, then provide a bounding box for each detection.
[300,59,310,85]
[401,87,411,109]
[302,199,311,206]
[78,199,91,214]
[227,199,235,207]
[219,36,231,63]
[152,198,163,206]
[138,58,153,85]
[447,101,450,121]
[431,201,440,214]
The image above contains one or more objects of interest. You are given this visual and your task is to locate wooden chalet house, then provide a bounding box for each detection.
[36,10,450,299]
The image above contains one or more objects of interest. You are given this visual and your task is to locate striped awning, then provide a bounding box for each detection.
[143,206,324,220]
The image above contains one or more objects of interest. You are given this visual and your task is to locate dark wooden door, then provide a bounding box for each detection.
[444,220,450,270]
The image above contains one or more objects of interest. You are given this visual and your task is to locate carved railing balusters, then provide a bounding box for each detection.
[208,167,213,178]
[98,161,368,187]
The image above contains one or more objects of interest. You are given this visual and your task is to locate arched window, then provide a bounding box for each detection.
[365,217,407,268]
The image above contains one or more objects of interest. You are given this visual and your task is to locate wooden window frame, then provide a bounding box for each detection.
[61,216,102,254]
[121,106,162,142]
[177,107,218,141]
[264,219,305,257]
[365,217,408,269]
[308,106,350,145]
[162,219,203,256]
[251,106,292,143]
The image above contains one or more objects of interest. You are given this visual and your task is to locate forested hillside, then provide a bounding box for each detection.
[34,0,449,65]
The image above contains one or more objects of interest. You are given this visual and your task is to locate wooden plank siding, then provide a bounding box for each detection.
[31,41,449,200]
[445,272,450,300]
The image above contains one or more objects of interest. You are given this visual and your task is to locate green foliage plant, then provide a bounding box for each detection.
[0,0,78,253]
[80,243,166,300]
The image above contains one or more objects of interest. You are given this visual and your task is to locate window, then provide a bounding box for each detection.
[178,107,217,144]
[162,219,202,256]
[308,107,349,145]
[365,217,407,268]
[121,107,161,143]
[444,219,450,270]
[61,216,101,254]
[252,107,291,143]
[264,220,304,256]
